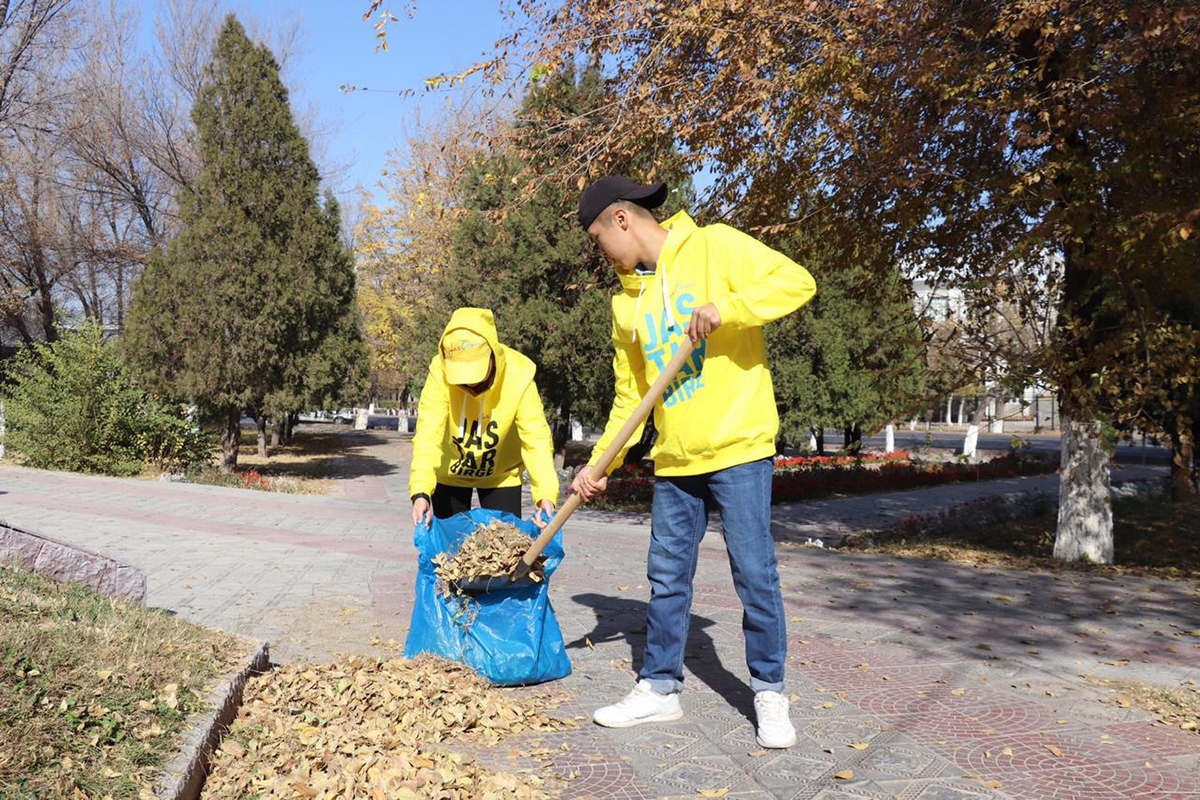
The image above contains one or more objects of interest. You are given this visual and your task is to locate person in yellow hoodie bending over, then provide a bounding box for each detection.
[409,308,558,527]
[571,177,816,749]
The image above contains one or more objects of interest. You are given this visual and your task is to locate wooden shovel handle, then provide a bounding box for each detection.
[516,338,697,570]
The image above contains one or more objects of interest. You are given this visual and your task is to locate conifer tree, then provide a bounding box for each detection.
[264,193,371,451]
[769,233,927,453]
[124,15,352,470]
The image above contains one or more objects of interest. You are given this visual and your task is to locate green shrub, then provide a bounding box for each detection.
[133,402,213,473]
[1,325,212,476]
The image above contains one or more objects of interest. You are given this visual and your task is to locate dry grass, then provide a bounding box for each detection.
[845,494,1200,581]
[0,563,248,798]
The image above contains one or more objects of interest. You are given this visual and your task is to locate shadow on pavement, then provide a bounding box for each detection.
[784,547,1200,669]
[566,592,757,723]
[240,427,401,482]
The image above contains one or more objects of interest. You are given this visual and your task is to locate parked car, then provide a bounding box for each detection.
[297,409,356,425]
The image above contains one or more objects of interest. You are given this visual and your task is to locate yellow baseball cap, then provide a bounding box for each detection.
[442,328,492,385]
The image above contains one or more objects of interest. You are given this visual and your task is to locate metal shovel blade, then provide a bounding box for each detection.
[453,562,540,594]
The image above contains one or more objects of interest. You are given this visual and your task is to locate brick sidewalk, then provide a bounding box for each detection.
[1,431,1197,798]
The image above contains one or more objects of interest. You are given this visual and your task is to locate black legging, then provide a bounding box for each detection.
[431,484,521,519]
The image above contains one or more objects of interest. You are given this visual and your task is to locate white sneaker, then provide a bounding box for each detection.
[754,690,797,748]
[593,680,684,728]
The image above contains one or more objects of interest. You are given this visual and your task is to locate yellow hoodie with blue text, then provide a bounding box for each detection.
[410,308,559,504]
[588,211,817,477]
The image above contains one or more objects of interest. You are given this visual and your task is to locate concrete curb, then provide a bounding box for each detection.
[0,518,146,602]
[155,641,270,800]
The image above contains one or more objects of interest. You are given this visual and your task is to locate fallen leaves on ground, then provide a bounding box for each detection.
[844,495,1200,581]
[1083,675,1200,734]
[433,520,546,597]
[202,654,571,798]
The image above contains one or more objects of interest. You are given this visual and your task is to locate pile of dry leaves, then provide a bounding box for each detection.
[433,520,546,597]
[203,654,571,798]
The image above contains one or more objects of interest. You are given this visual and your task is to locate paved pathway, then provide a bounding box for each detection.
[1,429,1197,798]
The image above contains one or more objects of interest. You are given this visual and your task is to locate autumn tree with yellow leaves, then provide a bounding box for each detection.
[363,0,1200,564]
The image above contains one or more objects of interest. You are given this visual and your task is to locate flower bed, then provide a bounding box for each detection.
[160,465,318,494]
[772,455,1055,503]
[592,452,1056,511]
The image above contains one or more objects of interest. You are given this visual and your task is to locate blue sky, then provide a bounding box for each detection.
[139,1,709,209]
[219,0,521,202]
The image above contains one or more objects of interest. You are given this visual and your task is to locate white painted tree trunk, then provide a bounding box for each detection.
[990,418,1004,434]
[956,399,965,426]
[808,431,818,451]
[909,419,916,431]
[354,408,369,430]
[945,396,953,424]
[1053,417,1113,564]
[963,425,979,458]
[885,424,895,453]
[571,418,583,441]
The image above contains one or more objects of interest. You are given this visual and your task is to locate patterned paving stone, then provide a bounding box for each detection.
[3,441,1197,798]
[649,753,756,794]
[751,749,839,786]
[848,742,964,781]
[556,762,648,799]
[986,763,1198,798]
[885,779,996,799]
[1102,721,1200,759]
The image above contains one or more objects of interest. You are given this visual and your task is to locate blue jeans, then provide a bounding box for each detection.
[640,457,786,694]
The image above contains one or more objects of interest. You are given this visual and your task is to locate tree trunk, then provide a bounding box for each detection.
[220,408,240,473]
[553,403,571,455]
[1169,408,1197,499]
[813,428,825,456]
[971,392,991,428]
[286,412,297,442]
[1053,417,1113,564]
[271,417,284,447]
[846,423,863,455]
[843,426,852,450]
[255,413,268,459]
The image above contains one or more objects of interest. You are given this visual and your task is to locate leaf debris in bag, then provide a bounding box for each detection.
[433,519,547,597]
[203,654,571,798]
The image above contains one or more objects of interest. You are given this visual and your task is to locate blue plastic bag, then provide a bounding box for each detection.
[404,508,572,686]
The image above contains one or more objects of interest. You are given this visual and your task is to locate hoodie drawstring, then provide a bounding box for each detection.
[477,393,486,441]
[631,281,647,344]
[628,262,677,345]
[660,260,677,333]
[457,388,488,441]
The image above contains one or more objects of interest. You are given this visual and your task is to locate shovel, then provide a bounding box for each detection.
[454,337,697,593]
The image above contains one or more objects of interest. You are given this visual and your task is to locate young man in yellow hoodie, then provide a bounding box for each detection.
[572,177,816,748]
[409,308,558,526]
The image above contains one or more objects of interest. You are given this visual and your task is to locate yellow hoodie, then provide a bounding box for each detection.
[410,308,559,505]
[588,211,817,477]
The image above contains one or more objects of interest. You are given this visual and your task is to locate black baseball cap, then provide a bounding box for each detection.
[578,176,668,230]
